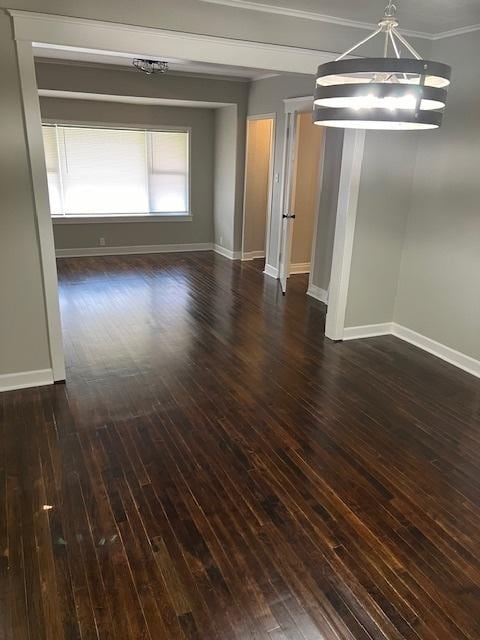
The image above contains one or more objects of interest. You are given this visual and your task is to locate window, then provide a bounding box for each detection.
[42,124,190,217]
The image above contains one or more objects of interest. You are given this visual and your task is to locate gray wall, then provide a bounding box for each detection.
[0,13,51,376]
[35,60,249,108]
[214,105,237,252]
[35,60,249,253]
[40,97,215,250]
[394,32,480,360]
[310,128,344,293]
[247,74,315,270]
[345,131,418,327]
[345,31,480,363]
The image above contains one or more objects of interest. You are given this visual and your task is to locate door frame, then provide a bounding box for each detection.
[241,113,276,263]
[278,96,317,288]
[277,96,365,339]
[325,129,365,340]
[10,10,364,382]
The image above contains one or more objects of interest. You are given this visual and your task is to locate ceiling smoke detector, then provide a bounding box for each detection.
[133,59,169,75]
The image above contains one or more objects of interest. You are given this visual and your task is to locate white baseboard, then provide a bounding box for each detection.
[343,321,480,378]
[56,242,213,258]
[290,262,310,274]
[0,368,54,392]
[213,244,241,260]
[343,322,393,340]
[242,251,265,261]
[263,264,279,279]
[391,323,480,379]
[307,284,329,304]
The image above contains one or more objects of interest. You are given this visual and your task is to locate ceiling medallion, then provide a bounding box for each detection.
[313,2,451,130]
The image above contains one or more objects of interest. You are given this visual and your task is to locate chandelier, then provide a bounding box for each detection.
[313,1,451,130]
[133,59,169,75]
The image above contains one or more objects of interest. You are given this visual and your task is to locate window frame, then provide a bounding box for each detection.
[42,120,192,223]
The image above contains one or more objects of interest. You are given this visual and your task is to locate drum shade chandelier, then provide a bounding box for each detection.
[313,1,451,130]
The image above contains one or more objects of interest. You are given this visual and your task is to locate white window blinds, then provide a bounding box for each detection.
[41,125,190,216]
[42,126,62,216]
[149,131,189,213]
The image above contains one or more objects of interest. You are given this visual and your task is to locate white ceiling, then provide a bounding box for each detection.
[201,0,480,36]
[33,44,277,81]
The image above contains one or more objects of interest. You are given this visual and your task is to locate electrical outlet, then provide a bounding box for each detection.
[99,237,106,246]
[219,235,223,245]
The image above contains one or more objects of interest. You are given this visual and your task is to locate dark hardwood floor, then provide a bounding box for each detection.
[1,252,479,640]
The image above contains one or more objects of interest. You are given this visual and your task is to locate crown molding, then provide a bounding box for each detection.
[9,4,480,45]
[199,0,480,41]
[429,23,480,40]
[198,0,432,39]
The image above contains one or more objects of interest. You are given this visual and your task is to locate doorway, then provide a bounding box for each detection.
[289,111,324,275]
[12,12,366,382]
[241,115,275,264]
[278,97,326,293]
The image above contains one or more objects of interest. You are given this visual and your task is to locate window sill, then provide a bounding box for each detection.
[52,214,193,225]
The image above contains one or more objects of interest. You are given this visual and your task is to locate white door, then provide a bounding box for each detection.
[278,111,299,294]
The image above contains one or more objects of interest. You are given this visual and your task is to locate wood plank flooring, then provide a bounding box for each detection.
[1,252,479,639]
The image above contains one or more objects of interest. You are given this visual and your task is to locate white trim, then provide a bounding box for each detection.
[197,0,432,40]
[0,369,54,393]
[307,284,328,304]
[56,243,213,258]
[343,323,392,340]
[307,126,327,295]
[43,118,197,133]
[15,41,66,382]
[263,264,279,279]
[252,73,281,82]
[283,96,314,113]
[242,251,265,261]
[52,214,193,224]
[9,11,334,74]
[244,113,277,122]
[342,322,480,379]
[324,130,365,341]
[39,89,231,109]
[289,262,310,274]
[262,113,276,269]
[276,110,292,288]
[392,324,480,379]
[430,23,480,40]
[213,244,242,260]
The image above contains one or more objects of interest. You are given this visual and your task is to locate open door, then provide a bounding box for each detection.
[279,96,320,294]
[278,109,299,293]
